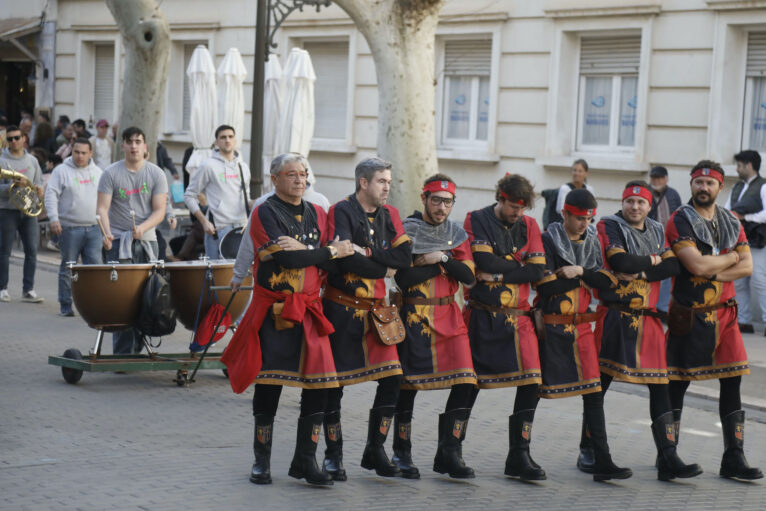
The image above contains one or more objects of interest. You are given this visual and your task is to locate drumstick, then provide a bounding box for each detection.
[130,210,137,232]
[95,214,108,240]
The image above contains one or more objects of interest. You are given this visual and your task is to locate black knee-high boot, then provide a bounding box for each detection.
[504,409,546,481]
[361,407,401,477]
[651,411,703,481]
[288,412,333,486]
[583,406,632,481]
[322,410,347,481]
[433,408,475,478]
[392,410,420,479]
[576,415,595,473]
[250,414,274,484]
[720,410,763,480]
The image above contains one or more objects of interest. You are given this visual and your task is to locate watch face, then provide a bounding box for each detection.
[441,254,449,263]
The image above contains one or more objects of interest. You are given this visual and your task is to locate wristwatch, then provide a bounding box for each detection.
[440,253,449,263]
[328,246,339,259]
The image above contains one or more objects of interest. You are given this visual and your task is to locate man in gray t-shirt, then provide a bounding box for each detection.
[96,126,168,354]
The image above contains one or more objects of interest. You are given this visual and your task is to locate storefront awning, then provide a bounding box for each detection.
[0,16,42,41]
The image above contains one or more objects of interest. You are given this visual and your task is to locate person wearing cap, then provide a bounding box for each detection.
[648,166,682,315]
[320,157,412,482]
[582,180,702,482]
[393,173,477,480]
[463,173,546,481]
[666,160,762,480]
[184,125,251,259]
[725,150,766,334]
[223,152,355,487]
[535,188,632,482]
[89,119,114,170]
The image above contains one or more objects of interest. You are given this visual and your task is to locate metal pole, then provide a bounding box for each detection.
[249,0,268,199]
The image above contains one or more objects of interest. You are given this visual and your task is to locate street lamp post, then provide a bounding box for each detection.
[248,0,332,198]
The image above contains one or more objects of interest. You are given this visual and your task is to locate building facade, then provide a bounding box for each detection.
[7,0,766,219]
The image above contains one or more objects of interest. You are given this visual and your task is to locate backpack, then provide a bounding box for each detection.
[136,270,177,337]
[541,188,562,231]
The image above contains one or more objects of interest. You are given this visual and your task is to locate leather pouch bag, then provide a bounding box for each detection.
[532,308,546,341]
[668,301,693,337]
[370,304,406,345]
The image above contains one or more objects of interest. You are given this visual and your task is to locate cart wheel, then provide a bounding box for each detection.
[222,368,229,379]
[61,348,84,384]
[175,369,188,387]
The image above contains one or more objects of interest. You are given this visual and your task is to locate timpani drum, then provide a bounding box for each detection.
[69,263,154,332]
[164,260,253,331]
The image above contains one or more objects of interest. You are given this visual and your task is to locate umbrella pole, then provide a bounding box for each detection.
[249,0,268,199]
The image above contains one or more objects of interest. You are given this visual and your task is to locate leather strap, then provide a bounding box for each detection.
[324,286,381,310]
[604,302,667,320]
[468,300,532,316]
[679,298,737,315]
[543,311,602,325]
[402,296,455,306]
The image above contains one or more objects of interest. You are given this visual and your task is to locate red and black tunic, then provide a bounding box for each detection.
[221,195,339,392]
[395,213,477,390]
[535,226,616,398]
[594,214,678,384]
[323,195,411,385]
[666,206,750,380]
[463,206,544,388]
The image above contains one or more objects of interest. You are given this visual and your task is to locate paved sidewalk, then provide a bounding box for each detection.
[1,257,765,510]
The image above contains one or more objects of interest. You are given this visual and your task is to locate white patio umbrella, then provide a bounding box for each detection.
[276,48,316,158]
[186,45,218,175]
[261,56,284,193]
[217,47,248,148]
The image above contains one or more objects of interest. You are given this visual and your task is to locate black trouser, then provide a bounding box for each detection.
[395,383,476,414]
[326,374,403,414]
[669,376,742,421]
[253,383,328,417]
[600,372,670,421]
[470,383,539,413]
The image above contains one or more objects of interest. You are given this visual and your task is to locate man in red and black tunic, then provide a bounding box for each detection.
[222,153,355,487]
[535,189,631,481]
[321,157,412,480]
[585,180,701,482]
[463,173,546,481]
[666,160,762,480]
[393,174,478,480]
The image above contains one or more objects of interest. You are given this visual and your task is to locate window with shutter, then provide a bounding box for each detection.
[93,44,115,123]
[303,40,349,140]
[577,35,640,151]
[440,38,493,146]
[743,32,766,151]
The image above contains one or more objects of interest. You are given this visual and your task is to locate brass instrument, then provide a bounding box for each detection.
[0,168,44,217]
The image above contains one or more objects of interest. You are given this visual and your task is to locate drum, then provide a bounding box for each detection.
[70,263,154,332]
[219,227,245,259]
[164,260,253,331]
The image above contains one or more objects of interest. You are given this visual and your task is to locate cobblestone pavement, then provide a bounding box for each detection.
[1,257,765,510]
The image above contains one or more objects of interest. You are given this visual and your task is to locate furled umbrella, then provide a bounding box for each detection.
[217,47,248,148]
[276,47,316,158]
[261,56,284,193]
[185,45,218,175]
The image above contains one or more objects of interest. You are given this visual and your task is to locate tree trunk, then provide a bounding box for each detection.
[105,0,170,163]
[333,0,444,214]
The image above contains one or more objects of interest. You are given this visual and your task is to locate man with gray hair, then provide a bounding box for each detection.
[320,157,413,481]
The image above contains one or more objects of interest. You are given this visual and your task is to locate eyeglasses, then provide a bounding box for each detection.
[6,135,21,142]
[278,171,308,180]
[428,196,454,207]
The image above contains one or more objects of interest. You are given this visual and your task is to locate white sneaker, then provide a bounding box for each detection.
[0,289,9,302]
[21,290,44,303]
[46,240,60,252]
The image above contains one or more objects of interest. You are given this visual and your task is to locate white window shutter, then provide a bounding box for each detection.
[304,40,348,140]
[747,32,766,77]
[93,44,115,122]
[580,36,641,76]
[444,39,492,76]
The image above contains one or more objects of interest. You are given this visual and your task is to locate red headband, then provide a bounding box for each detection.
[690,167,724,184]
[499,190,525,206]
[622,185,653,203]
[422,180,456,196]
[563,203,596,217]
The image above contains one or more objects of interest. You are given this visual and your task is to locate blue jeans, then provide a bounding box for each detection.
[0,208,38,292]
[734,246,766,324]
[105,238,159,354]
[204,224,236,259]
[58,225,103,307]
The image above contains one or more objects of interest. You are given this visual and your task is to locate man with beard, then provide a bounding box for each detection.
[579,181,701,481]
[393,174,478,479]
[321,157,412,480]
[223,153,354,486]
[463,173,546,481]
[535,189,632,481]
[666,161,762,480]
